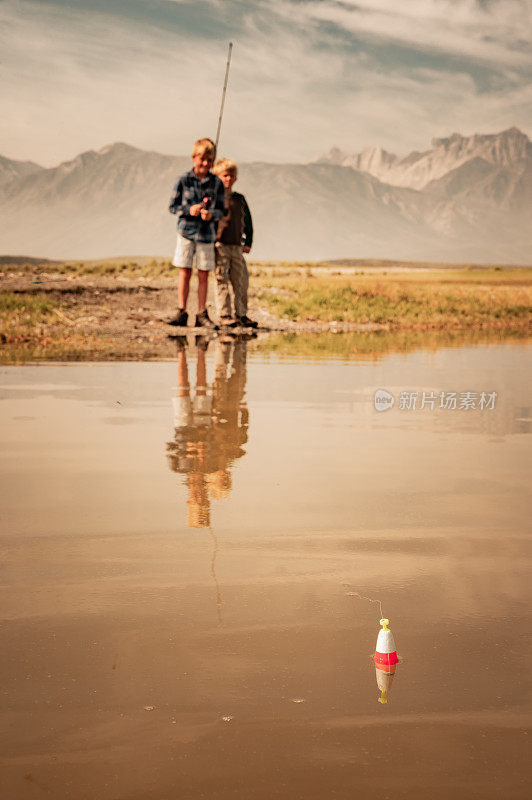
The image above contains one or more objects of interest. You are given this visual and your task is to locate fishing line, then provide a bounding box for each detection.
[343,585,383,620]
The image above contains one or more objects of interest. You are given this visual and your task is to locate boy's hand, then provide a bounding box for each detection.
[190,204,203,217]
[200,208,212,221]
[243,246,251,254]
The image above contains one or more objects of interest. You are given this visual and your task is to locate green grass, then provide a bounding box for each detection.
[252,274,532,328]
[3,256,531,281]
[0,258,175,278]
[0,291,59,338]
[2,259,531,333]
[0,291,60,352]
[0,291,57,317]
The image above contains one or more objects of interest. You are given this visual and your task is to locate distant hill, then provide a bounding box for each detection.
[0,129,531,263]
[0,155,43,187]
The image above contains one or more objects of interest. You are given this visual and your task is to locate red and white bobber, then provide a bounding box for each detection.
[374,618,399,704]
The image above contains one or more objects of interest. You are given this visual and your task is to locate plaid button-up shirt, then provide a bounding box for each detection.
[169,169,225,243]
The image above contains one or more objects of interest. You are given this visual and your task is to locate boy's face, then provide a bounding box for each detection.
[192,151,213,178]
[218,170,237,191]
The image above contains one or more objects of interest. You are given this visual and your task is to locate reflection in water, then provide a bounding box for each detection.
[166,335,249,528]
[375,663,397,705]
[209,526,222,625]
[1,344,531,799]
[253,329,530,362]
[374,619,400,705]
[345,591,400,703]
[166,335,249,623]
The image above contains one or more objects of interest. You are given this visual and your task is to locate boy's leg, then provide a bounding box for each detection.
[178,347,189,390]
[193,347,212,423]
[178,268,192,310]
[194,244,218,329]
[214,244,234,321]
[172,348,193,428]
[168,235,194,326]
[197,270,208,313]
[228,247,249,319]
[173,235,196,311]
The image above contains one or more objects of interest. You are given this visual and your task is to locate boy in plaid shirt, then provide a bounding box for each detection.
[168,138,225,329]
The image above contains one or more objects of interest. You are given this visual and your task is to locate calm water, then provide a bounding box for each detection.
[1,336,531,799]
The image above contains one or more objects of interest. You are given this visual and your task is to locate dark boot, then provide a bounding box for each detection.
[195,309,219,330]
[167,309,188,327]
[238,315,259,329]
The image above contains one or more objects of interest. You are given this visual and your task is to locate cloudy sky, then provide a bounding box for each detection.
[2,0,531,166]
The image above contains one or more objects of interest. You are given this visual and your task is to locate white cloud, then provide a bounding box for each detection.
[0,1,230,164]
[0,0,530,166]
[296,0,532,65]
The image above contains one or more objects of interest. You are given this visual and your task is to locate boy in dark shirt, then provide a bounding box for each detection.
[212,158,257,328]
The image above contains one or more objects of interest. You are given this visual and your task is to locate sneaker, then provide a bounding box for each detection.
[238,315,259,329]
[195,309,219,330]
[167,309,188,327]
[220,317,240,328]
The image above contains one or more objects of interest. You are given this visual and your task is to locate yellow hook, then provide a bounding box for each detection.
[379,618,390,630]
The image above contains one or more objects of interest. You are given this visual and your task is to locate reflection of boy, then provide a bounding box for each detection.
[212,159,257,329]
[170,342,214,527]
[167,338,249,529]
[168,138,225,330]
[211,337,248,464]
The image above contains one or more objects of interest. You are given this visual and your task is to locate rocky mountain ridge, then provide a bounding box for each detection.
[317,127,531,190]
[0,129,530,263]
[0,155,44,187]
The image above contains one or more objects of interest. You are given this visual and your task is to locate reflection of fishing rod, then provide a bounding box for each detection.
[209,526,223,625]
[215,42,233,153]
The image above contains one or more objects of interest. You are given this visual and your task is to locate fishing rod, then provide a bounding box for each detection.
[215,42,233,154]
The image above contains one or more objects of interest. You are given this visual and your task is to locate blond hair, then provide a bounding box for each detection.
[212,158,238,177]
[192,138,216,159]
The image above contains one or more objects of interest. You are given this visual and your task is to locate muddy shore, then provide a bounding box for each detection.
[0,272,389,362]
[1,267,530,363]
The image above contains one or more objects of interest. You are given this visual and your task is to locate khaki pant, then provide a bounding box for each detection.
[214,243,249,319]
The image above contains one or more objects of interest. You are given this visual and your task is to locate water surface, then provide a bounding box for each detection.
[1,336,530,799]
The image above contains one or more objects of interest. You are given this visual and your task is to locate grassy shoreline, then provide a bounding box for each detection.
[1,258,531,362]
[252,270,531,328]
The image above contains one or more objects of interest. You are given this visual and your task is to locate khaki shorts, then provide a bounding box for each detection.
[172,391,212,428]
[172,235,215,271]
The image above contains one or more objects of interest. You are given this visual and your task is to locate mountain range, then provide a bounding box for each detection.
[317,127,531,190]
[0,127,530,263]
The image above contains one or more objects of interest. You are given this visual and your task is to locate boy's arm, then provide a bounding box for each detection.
[169,179,183,215]
[210,178,226,222]
[242,196,253,250]
[169,178,196,217]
